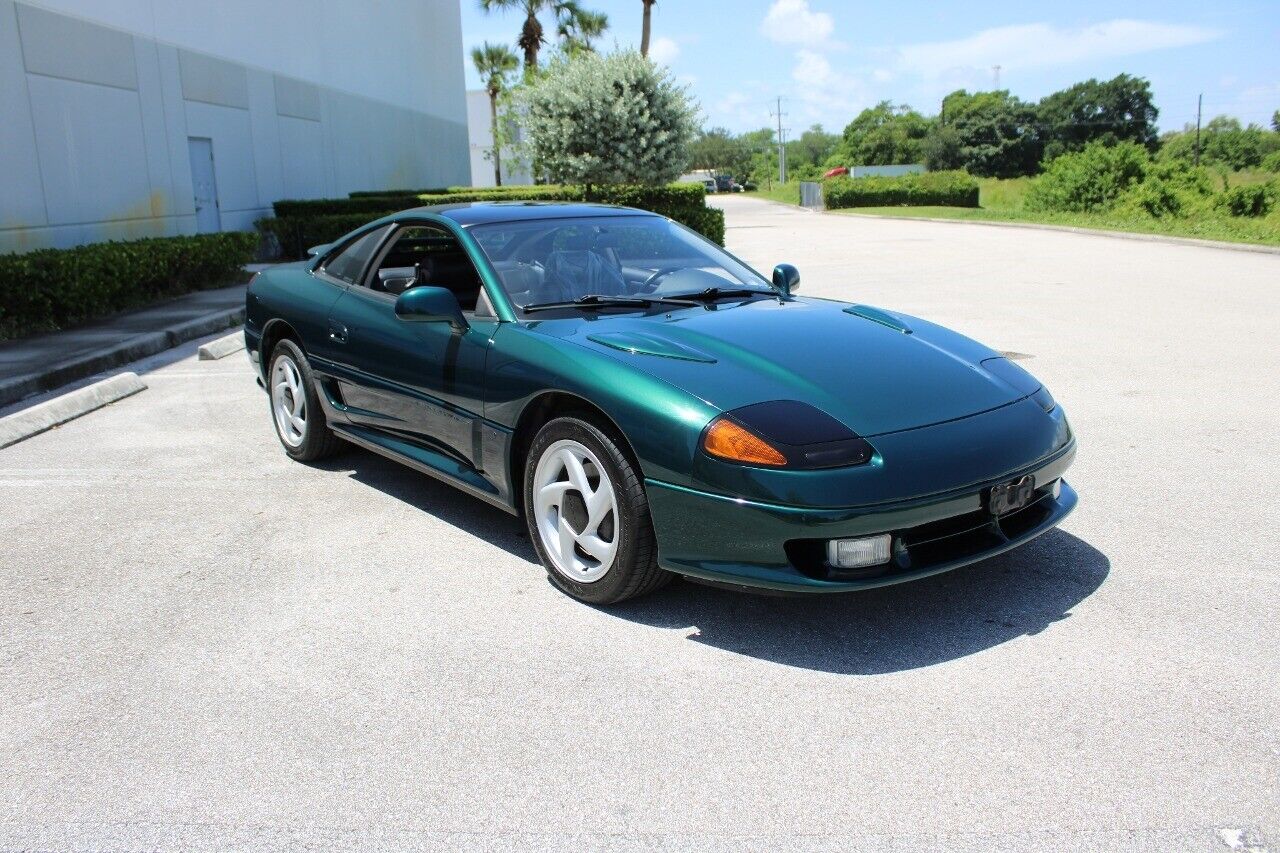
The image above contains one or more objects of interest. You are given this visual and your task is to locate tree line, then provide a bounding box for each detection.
[689,74,1280,184]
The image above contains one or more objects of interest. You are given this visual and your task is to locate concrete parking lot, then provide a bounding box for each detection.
[2,195,1278,852]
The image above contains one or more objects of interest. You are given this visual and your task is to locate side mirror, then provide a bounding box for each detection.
[394,286,467,329]
[306,243,332,258]
[772,263,800,296]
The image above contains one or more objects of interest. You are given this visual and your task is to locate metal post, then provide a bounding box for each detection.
[1194,93,1202,167]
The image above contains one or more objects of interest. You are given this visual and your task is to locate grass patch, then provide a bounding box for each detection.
[744,182,802,206]
[832,173,1280,247]
[832,204,1280,247]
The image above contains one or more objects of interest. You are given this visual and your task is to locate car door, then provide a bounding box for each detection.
[323,220,496,472]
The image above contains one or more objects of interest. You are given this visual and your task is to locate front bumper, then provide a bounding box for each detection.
[645,444,1077,593]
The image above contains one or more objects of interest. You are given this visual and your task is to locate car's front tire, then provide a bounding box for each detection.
[267,339,342,462]
[524,416,671,605]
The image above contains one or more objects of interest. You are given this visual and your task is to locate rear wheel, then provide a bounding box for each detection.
[268,339,342,462]
[524,416,670,604]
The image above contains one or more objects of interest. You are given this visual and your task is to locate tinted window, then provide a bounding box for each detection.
[468,216,772,311]
[323,227,387,284]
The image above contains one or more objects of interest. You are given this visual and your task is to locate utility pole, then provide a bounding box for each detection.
[771,96,788,183]
[992,64,1001,89]
[1194,93,1203,167]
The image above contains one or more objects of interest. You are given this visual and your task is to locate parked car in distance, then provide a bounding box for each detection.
[246,201,1077,605]
[714,175,742,193]
[702,178,717,193]
[823,166,849,178]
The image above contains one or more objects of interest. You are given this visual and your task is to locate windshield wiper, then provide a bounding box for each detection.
[659,286,777,302]
[522,294,700,314]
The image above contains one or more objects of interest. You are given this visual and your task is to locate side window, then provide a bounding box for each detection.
[369,224,484,311]
[321,227,388,284]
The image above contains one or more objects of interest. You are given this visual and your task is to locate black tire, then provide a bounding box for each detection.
[524,416,671,605]
[267,338,343,462]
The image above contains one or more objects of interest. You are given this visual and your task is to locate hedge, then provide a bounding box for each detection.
[261,183,721,258]
[272,183,708,219]
[823,170,980,209]
[0,232,257,340]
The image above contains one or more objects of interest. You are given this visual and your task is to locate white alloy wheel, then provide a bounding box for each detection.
[532,438,620,583]
[271,354,307,447]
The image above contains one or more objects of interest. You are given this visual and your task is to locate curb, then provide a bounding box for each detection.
[0,372,146,449]
[198,331,246,360]
[0,306,244,408]
[829,210,1280,256]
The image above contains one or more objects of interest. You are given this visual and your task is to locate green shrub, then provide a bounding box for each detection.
[0,232,257,340]
[822,170,979,209]
[1261,151,1280,173]
[1025,141,1149,213]
[1117,160,1216,218]
[262,183,719,257]
[1216,183,1277,217]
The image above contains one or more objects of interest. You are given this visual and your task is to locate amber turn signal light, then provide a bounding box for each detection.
[702,418,787,466]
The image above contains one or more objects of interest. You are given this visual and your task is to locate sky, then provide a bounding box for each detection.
[459,0,1280,136]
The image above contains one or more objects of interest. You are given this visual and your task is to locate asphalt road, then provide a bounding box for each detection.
[2,195,1278,852]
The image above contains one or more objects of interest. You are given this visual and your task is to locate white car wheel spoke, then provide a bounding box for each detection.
[533,438,621,584]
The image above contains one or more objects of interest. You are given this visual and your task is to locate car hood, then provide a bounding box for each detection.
[528,297,1035,436]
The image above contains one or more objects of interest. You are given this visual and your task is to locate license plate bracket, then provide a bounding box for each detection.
[988,474,1035,516]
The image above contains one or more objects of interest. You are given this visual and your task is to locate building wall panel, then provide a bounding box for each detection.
[0,0,48,240]
[16,2,137,90]
[27,75,151,227]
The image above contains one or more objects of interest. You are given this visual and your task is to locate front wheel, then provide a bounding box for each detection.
[268,339,342,462]
[524,416,670,604]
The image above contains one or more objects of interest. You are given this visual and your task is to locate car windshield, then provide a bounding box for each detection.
[467,215,774,314]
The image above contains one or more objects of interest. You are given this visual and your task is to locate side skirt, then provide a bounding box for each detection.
[330,422,520,517]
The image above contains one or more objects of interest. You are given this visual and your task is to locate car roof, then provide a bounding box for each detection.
[388,201,661,227]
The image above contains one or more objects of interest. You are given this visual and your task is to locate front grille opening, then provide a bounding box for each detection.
[785,489,1058,582]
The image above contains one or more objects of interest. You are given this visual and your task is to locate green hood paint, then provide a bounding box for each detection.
[530,297,1030,437]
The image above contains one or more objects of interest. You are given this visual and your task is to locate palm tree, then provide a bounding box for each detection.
[471,42,519,186]
[479,0,607,70]
[640,0,656,57]
[558,8,608,55]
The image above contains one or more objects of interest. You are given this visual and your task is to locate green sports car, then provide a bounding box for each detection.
[246,201,1076,604]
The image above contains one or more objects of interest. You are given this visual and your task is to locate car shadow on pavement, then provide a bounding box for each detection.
[311,449,538,563]
[601,529,1109,676]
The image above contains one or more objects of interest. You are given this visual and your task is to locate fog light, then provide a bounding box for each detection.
[826,534,892,569]
[1050,479,1062,499]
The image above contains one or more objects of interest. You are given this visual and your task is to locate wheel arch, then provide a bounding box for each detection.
[258,318,302,381]
[508,390,643,517]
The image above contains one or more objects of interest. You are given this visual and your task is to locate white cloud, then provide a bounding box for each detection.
[761,0,834,46]
[649,36,679,65]
[790,50,867,124]
[896,20,1221,78]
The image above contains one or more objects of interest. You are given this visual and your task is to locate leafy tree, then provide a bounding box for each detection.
[515,50,697,186]
[688,127,752,177]
[1037,74,1159,160]
[922,124,964,171]
[785,124,841,178]
[640,0,656,57]
[1158,116,1280,171]
[934,89,1041,177]
[1026,141,1149,212]
[471,42,520,186]
[836,101,932,166]
[479,0,608,70]
[1273,109,1279,133]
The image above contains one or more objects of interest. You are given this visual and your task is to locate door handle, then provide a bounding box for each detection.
[328,322,348,344]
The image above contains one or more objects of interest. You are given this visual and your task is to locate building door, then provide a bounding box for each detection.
[187,137,221,233]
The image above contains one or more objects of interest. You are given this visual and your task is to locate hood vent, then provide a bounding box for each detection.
[843,304,913,334]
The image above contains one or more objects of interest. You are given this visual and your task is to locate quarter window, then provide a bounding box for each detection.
[322,227,389,284]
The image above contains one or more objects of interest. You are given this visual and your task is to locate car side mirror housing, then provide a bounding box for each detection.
[394,286,467,329]
[772,263,800,295]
